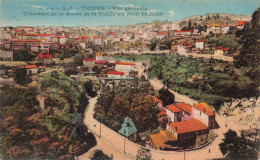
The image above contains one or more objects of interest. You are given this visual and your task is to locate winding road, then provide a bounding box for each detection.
[77,58,252,160]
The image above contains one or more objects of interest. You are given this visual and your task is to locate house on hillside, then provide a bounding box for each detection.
[24,65,38,75]
[83,58,95,69]
[146,130,177,150]
[166,119,209,147]
[166,104,182,123]
[236,21,247,30]
[106,71,124,78]
[175,102,193,121]
[115,62,135,75]
[195,40,205,50]
[157,109,167,124]
[193,102,216,129]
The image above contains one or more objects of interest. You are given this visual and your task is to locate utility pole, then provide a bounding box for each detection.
[124,137,126,155]
[99,121,101,138]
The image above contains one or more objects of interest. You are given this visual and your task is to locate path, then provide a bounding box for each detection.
[77,60,252,160]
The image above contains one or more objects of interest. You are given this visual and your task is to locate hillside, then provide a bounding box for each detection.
[176,13,251,26]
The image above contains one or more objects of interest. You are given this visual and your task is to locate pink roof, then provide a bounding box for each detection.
[84,58,95,61]
[115,62,135,66]
[0,43,4,45]
[95,60,105,64]
[107,71,124,75]
[39,54,51,59]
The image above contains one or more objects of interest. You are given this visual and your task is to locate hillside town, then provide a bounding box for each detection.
[0,8,259,160]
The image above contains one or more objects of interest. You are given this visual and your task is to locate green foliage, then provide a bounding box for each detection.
[14,67,31,86]
[147,54,258,109]
[91,150,112,160]
[158,88,175,105]
[208,35,241,51]
[136,147,152,160]
[234,8,260,71]
[219,129,258,160]
[13,50,34,61]
[73,53,85,66]
[0,72,92,159]
[95,79,159,132]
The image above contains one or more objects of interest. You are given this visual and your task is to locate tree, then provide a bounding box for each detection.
[73,53,84,66]
[14,67,30,85]
[158,88,175,105]
[219,129,258,160]
[234,8,260,68]
[91,150,111,160]
[13,50,34,61]
[136,147,152,160]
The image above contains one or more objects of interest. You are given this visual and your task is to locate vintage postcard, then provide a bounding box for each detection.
[0,0,259,160]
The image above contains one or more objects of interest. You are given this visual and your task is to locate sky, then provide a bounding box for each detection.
[0,0,259,27]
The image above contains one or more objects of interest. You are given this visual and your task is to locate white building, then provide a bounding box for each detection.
[106,71,124,78]
[193,102,216,129]
[166,104,182,123]
[195,40,205,50]
[115,62,135,74]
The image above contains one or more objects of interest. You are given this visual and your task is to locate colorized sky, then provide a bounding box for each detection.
[0,0,259,27]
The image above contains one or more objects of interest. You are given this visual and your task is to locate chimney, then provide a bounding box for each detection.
[175,126,178,131]
[204,108,206,112]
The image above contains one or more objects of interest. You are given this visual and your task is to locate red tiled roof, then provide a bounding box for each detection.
[194,102,215,116]
[51,36,65,38]
[150,130,177,150]
[12,40,41,42]
[39,54,51,59]
[167,104,182,113]
[224,24,230,27]
[95,60,105,64]
[168,119,208,134]
[196,40,205,42]
[107,71,124,75]
[37,34,50,37]
[236,21,246,26]
[84,58,95,61]
[25,65,37,69]
[152,96,163,104]
[115,62,135,66]
[175,103,193,115]
[157,110,167,117]
[12,29,23,32]
[38,66,45,69]
[221,48,229,51]
[156,33,168,35]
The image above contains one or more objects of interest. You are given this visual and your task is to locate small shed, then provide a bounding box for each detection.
[119,117,138,141]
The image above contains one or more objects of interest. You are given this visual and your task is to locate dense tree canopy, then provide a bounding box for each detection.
[234,8,260,68]
[219,129,258,160]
